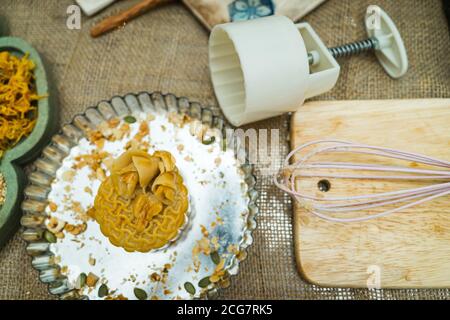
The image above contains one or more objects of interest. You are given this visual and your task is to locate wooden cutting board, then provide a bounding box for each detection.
[291,99,450,288]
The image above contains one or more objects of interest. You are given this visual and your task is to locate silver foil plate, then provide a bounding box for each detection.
[20,92,258,300]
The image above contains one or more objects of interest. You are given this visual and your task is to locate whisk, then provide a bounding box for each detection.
[274,140,450,222]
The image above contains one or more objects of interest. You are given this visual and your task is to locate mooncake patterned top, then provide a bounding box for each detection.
[90,149,189,252]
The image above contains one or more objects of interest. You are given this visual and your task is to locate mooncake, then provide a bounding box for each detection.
[90,149,188,252]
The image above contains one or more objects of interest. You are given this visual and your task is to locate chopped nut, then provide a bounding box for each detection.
[62,170,75,182]
[55,232,65,239]
[46,217,66,234]
[133,121,149,142]
[108,118,120,128]
[95,138,105,149]
[200,225,209,237]
[87,207,96,219]
[146,114,156,122]
[87,130,104,145]
[227,244,238,254]
[48,202,58,212]
[64,222,87,235]
[112,123,130,140]
[211,237,220,250]
[74,150,109,171]
[168,112,189,127]
[139,121,149,135]
[209,259,226,283]
[163,263,172,271]
[191,235,213,273]
[84,186,93,195]
[88,255,96,266]
[150,273,161,282]
[139,140,150,152]
[71,201,83,214]
[86,272,99,287]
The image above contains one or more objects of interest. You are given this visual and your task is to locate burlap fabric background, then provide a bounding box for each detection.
[0,0,449,300]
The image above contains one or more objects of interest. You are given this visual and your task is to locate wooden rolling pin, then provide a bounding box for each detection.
[91,0,172,38]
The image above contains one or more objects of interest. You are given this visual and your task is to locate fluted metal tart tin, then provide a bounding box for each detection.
[0,37,56,248]
[20,92,258,300]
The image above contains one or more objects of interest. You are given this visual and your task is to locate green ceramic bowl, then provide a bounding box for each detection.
[0,37,56,247]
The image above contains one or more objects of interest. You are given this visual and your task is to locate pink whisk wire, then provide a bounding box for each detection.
[274,140,450,223]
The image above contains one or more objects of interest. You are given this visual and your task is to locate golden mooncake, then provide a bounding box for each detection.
[90,150,188,252]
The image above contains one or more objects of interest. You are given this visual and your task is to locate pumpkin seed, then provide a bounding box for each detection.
[44,230,57,243]
[210,251,220,265]
[98,284,109,298]
[184,282,196,295]
[198,277,211,288]
[202,136,215,145]
[75,273,87,289]
[124,115,136,123]
[134,288,148,300]
[222,138,227,151]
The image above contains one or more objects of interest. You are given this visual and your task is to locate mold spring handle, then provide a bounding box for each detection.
[306,5,408,78]
[308,38,379,64]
